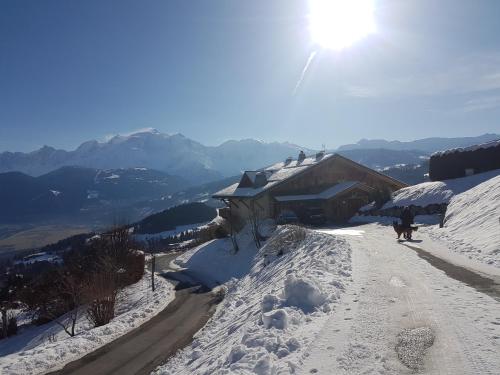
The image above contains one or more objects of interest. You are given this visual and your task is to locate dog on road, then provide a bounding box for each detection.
[393,221,418,240]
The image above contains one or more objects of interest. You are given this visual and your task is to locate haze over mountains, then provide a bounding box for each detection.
[0,129,498,230]
[0,129,309,183]
[337,133,500,153]
[2,129,498,185]
[0,167,188,223]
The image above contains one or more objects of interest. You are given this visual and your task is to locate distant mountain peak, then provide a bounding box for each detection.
[126,127,161,136]
[337,133,500,153]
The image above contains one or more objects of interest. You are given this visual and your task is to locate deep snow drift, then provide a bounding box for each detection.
[154,225,352,374]
[0,272,175,375]
[382,168,500,209]
[425,174,500,268]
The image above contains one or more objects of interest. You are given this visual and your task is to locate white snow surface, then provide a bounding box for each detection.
[432,138,500,156]
[423,174,500,268]
[0,272,175,375]
[300,224,500,374]
[154,225,352,374]
[350,214,441,226]
[134,222,209,242]
[382,168,500,208]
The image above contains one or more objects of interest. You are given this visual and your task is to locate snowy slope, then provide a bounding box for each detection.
[0,272,175,375]
[154,225,352,374]
[425,175,500,267]
[383,168,500,208]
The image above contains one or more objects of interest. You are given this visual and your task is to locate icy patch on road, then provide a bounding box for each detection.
[395,327,435,371]
[316,228,365,237]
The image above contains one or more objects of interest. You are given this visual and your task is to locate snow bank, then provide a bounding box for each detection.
[154,225,352,374]
[173,220,276,287]
[425,175,500,268]
[0,272,175,375]
[383,168,500,209]
[283,275,327,312]
[350,215,440,226]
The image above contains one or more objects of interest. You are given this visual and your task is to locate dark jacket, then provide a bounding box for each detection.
[401,208,414,228]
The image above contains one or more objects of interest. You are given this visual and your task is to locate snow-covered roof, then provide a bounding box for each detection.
[382,168,500,209]
[213,153,334,198]
[432,139,500,157]
[214,152,406,199]
[274,181,360,202]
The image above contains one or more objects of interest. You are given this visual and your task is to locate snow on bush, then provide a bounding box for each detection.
[154,225,352,374]
[425,174,500,268]
[0,272,175,375]
[382,168,500,209]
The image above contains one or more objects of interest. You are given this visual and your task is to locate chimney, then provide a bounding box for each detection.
[297,150,306,163]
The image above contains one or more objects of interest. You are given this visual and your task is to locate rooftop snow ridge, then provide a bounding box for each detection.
[432,138,500,156]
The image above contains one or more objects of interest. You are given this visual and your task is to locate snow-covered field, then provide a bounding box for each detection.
[154,225,352,374]
[134,222,209,242]
[0,272,175,375]
[382,168,500,209]
[423,174,500,268]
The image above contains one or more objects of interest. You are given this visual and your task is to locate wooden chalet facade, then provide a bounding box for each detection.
[213,152,407,227]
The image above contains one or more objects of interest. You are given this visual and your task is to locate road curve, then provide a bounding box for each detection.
[50,253,218,375]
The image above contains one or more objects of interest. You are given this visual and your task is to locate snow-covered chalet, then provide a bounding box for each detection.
[213,151,407,226]
[429,139,500,181]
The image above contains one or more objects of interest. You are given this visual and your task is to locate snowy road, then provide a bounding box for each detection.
[300,223,500,375]
[50,253,218,375]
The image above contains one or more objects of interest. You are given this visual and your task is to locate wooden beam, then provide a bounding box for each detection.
[255,200,265,211]
[239,199,250,209]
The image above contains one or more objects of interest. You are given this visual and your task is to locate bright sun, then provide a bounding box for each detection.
[309,0,376,50]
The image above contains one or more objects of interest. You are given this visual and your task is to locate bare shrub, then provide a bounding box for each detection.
[7,313,17,337]
[85,259,120,328]
[248,201,265,249]
[264,225,307,257]
[53,270,87,337]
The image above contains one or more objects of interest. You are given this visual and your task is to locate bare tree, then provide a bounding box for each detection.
[54,271,86,337]
[248,201,263,248]
[228,201,239,253]
[85,258,120,328]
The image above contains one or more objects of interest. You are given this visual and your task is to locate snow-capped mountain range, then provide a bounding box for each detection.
[1,129,498,184]
[0,129,309,183]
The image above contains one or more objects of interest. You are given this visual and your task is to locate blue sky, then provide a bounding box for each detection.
[1,0,500,152]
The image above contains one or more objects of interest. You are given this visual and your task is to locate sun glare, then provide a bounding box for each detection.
[309,0,376,50]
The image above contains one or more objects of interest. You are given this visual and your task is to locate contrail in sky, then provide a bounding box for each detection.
[293,50,317,96]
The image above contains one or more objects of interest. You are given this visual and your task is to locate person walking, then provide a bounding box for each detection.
[401,206,413,229]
